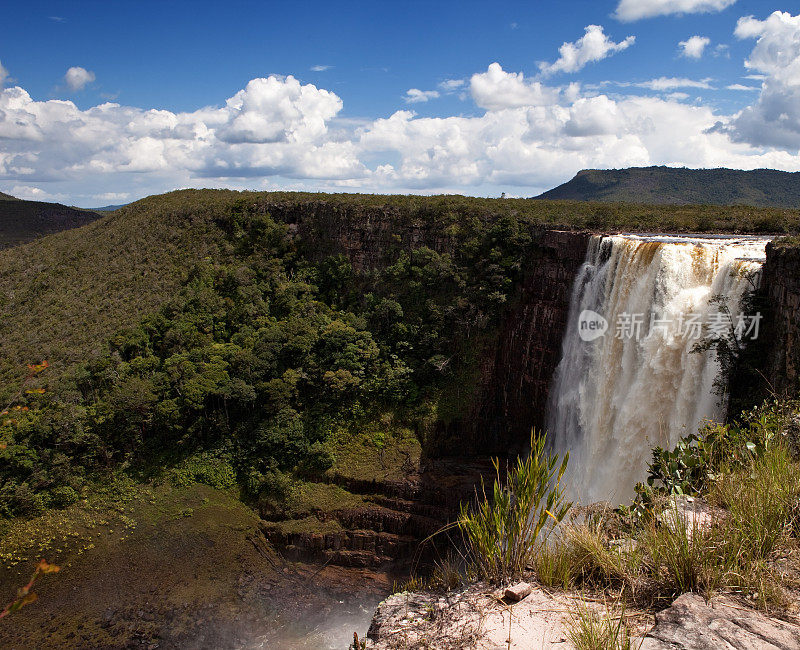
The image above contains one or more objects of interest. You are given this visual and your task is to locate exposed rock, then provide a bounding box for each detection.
[503,582,532,602]
[657,495,717,540]
[366,584,625,649]
[433,230,592,456]
[367,586,800,649]
[640,593,800,650]
[263,459,498,568]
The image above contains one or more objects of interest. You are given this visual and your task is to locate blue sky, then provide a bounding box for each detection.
[1,1,799,205]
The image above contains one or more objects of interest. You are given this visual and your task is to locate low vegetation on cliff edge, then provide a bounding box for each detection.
[402,398,800,647]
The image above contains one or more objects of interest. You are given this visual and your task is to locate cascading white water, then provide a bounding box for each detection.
[546,234,768,504]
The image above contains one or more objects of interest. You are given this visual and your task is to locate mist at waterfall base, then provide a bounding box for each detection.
[546,234,769,505]
[245,592,382,650]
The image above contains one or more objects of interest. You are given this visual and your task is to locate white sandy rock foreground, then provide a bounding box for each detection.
[366,586,800,649]
[366,584,611,649]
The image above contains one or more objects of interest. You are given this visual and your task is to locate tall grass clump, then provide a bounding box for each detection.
[568,522,644,589]
[642,441,800,607]
[643,513,722,598]
[458,432,571,584]
[712,445,800,561]
[532,537,581,590]
[566,598,633,650]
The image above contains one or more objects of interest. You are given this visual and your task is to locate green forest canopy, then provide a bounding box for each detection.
[1,189,797,517]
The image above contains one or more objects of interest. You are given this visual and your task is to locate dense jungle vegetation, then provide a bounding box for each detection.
[1,189,799,520]
[0,192,535,516]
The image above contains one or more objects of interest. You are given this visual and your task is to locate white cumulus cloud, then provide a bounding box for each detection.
[729,12,800,150]
[4,29,800,203]
[65,66,96,91]
[470,63,563,110]
[0,74,361,203]
[404,88,440,103]
[679,35,711,58]
[614,0,737,22]
[354,59,800,194]
[0,61,8,87]
[539,25,635,76]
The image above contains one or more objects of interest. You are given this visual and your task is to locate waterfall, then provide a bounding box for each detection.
[545,234,768,504]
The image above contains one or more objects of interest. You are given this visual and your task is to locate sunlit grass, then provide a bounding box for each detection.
[457,433,571,584]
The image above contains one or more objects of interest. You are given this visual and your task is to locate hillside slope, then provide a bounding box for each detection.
[0,196,102,248]
[0,191,232,388]
[536,167,800,208]
[2,189,800,392]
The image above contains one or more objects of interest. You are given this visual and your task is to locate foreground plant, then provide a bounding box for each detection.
[458,432,571,584]
[0,559,60,620]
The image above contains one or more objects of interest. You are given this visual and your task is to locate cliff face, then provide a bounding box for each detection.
[267,200,462,269]
[762,242,800,396]
[434,231,591,456]
[262,200,592,457]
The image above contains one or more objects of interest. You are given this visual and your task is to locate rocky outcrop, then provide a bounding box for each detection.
[366,589,800,649]
[263,458,497,568]
[365,584,578,648]
[640,593,800,649]
[263,524,418,568]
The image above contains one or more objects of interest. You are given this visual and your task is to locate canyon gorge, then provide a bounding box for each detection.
[3,194,800,648]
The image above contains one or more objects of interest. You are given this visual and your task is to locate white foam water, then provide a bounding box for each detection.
[545,234,768,504]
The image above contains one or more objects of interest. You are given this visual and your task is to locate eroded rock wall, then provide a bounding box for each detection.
[761,241,800,396]
[433,230,591,456]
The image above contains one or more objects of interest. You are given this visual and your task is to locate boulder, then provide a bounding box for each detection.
[640,593,800,650]
[657,496,715,540]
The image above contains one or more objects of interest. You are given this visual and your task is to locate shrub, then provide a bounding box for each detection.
[253,468,292,517]
[640,399,796,501]
[458,432,571,584]
[296,441,334,475]
[170,451,237,490]
[48,486,79,509]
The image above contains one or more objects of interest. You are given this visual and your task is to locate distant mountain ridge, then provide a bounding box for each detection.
[0,194,103,248]
[90,204,128,212]
[536,167,800,208]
